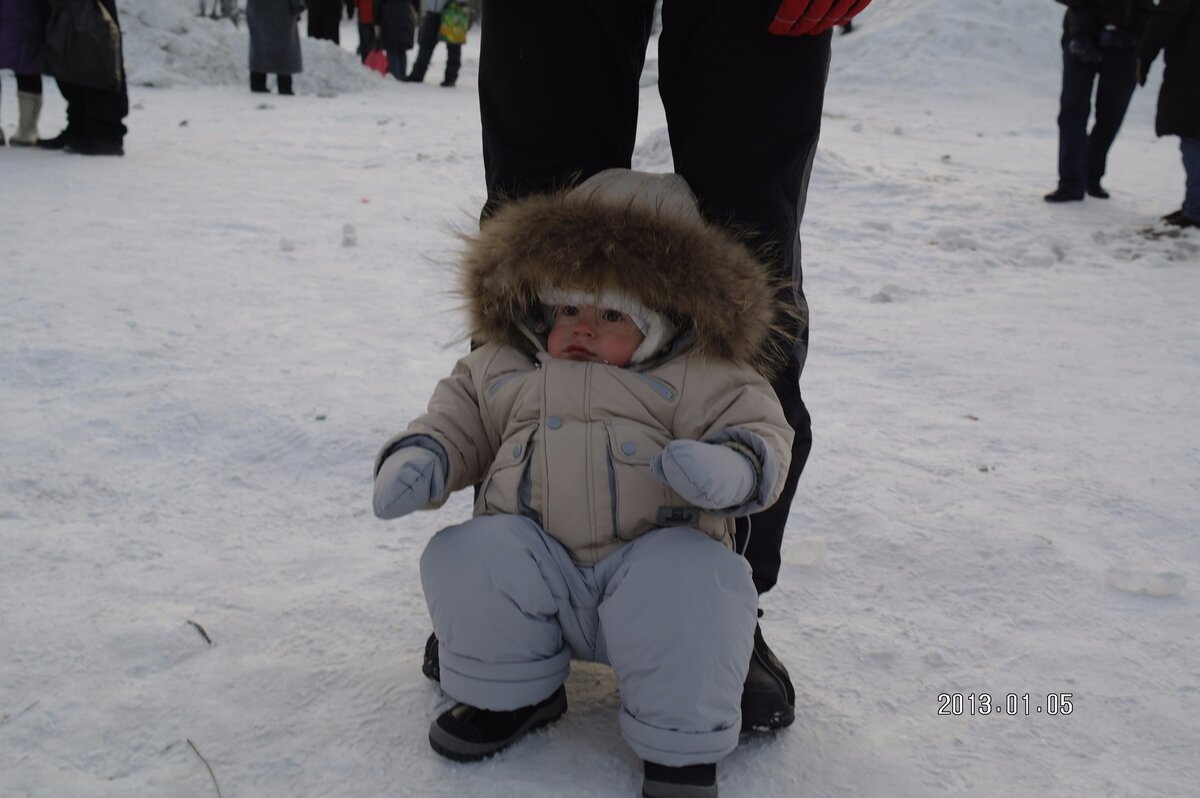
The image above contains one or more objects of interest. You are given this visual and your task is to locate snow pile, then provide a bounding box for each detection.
[119,0,378,93]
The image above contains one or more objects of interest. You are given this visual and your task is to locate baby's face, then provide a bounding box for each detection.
[547,304,646,367]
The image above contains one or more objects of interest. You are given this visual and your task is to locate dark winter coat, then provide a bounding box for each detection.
[377,0,417,49]
[1055,0,1154,47]
[1137,0,1200,137]
[247,0,304,74]
[0,0,45,74]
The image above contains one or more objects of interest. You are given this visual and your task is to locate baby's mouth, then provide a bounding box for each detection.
[563,345,596,361]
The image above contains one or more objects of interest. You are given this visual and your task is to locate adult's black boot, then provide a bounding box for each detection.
[37,130,79,150]
[250,72,269,93]
[428,686,567,761]
[1044,188,1085,203]
[65,139,124,156]
[741,620,795,731]
[277,75,294,95]
[1087,181,1109,199]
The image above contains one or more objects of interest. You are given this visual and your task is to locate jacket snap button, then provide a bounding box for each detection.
[547,416,563,430]
[513,443,523,458]
[621,441,636,456]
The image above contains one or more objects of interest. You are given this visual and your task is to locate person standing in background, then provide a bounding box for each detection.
[1136,0,1200,227]
[1044,0,1154,202]
[402,0,465,87]
[350,0,377,62]
[246,0,304,94]
[38,0,128,155]
[0,0,46,146]
[377,0,418,80]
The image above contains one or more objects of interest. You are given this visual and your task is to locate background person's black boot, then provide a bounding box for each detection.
[741,621,795,731]
[1044,187,1085,203]
[428,686,567,761]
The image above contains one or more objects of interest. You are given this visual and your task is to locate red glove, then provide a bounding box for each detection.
[768,0,873,36]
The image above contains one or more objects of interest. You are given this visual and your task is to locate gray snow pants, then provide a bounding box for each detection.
[419,514,759,766]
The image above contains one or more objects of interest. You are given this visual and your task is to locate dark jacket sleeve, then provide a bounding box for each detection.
[1136,0,1195,68]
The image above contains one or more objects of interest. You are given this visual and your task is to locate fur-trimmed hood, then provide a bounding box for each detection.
[459,169,791,376]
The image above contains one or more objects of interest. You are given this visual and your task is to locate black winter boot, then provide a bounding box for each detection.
[250,71,269,93]
[37,130,78,150]
[1087,181,1109,199]
[428,686,567,762]
[1044,187,1085,203]
[277,75,294,95]
[642,762,718,798]
[740,620,795,731]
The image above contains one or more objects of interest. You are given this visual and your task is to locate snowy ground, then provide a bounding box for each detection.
[2,1,1197,796]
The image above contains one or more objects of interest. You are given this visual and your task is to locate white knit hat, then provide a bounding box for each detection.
[541,286,675,363]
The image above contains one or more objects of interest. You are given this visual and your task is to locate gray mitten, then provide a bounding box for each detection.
[373,446,446,519]
[650,439,757,511]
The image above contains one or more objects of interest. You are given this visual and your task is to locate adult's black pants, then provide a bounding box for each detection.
[479,0,831,594]
[55,0,129,145]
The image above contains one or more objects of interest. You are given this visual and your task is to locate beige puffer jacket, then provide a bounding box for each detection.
[377,170,795,566]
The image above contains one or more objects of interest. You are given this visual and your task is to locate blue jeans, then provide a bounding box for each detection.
[1055,46,1137,193]
[387,49,407,80]
[1182,137,1200,221]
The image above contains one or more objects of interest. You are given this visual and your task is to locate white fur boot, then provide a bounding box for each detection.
[11,91,43,146]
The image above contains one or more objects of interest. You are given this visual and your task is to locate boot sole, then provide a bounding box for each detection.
[643,776,718,798]
[428,690,567,762]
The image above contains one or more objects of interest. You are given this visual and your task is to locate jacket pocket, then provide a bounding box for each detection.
[604,421,669,541]
[480,427,536,517]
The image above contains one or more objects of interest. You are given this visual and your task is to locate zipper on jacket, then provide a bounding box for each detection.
[631,372,676,401]
[606,446,622,540]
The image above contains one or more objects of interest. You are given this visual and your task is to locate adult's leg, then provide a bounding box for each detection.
[599,527,757,765]
[12,74,44,145]
[56,0,129,146]
[1181,137,1200,222]
[658,0,829,594]
[407,12,441,80]
[387,49,406,80]
[443,42,462,85]
[420,514,587,711]
[478,0,656,211]
[1086,48,1137,187]
[1055,48,1098,196]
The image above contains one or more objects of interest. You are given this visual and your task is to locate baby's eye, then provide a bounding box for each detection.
[560,305,580,317]
[601,309,625,323]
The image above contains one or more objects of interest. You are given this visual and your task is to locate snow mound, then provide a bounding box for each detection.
[833,0,1063,97]
[120,0,378,94]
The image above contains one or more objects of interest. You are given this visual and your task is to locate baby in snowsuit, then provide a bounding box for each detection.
[373,169,793,798]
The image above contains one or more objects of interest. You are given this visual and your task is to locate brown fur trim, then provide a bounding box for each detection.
[458,189,795,377]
